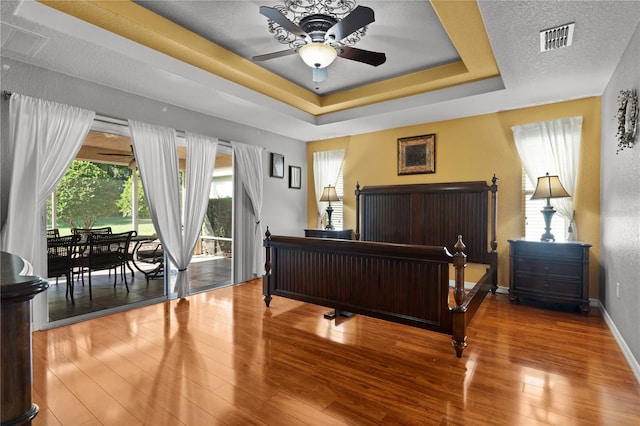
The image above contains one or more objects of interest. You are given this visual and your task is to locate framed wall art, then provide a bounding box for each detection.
[397,134,436,175]
[270,152,284,178]
[289,165,301,189]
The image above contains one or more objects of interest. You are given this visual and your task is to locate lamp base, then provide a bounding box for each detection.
[540,232,555,242]
[540,205,556,242]
[325,205,334,230]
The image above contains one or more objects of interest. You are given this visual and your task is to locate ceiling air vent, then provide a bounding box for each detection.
[540,23,574,52]
[1,25,48,57]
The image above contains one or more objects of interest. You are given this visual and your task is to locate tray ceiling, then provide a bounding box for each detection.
[1,1,639,141]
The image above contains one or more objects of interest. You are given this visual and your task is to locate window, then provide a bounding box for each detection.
[523,170,565,242]
[313,149,345,230]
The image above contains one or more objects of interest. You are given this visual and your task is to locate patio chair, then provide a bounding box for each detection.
[46,228,60,238]
[71,226,113,283]
[75,230,136,300]
[71,226,112,239]
[47,234,81,298]
[134,240,165,282]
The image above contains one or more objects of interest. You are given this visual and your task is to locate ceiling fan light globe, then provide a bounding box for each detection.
[299,43,337,68]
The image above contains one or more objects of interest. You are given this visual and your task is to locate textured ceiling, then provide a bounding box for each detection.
[1,1,640,142]
[132,0,460,95]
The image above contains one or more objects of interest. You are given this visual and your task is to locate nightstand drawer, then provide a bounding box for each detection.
[304,229,353,240]
[514,243,584,260]
[515,257,582,278]
[514,275,582,298]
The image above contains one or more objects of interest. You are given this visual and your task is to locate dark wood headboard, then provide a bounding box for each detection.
[355,177,498,264]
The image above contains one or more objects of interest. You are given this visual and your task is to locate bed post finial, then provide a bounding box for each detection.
[263,227,272,307]
[452,235,468,357]
[453,235,467,307]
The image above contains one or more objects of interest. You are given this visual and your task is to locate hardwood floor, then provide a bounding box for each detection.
[32,280,639,425]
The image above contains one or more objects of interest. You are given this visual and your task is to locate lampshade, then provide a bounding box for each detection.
[319,185,340,202]
[531,173,570,200]
[299,43,337,69]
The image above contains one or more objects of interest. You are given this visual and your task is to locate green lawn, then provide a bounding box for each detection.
[52,216,156,236]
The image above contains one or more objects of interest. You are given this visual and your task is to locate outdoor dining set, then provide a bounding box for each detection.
[46,227,164,300]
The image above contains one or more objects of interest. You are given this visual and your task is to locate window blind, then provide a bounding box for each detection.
[332,164,344,230]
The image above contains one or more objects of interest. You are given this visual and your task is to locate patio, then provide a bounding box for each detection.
[47,256,232,322]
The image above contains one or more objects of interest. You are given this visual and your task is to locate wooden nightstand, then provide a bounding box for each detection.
[304,229,353,240]
[508,239,591,314]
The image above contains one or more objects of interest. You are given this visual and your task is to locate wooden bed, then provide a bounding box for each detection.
[263,176,498,357]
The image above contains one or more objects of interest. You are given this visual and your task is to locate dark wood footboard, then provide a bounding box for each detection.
[263,231,492,357]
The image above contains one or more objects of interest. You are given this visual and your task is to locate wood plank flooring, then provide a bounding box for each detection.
[32,279,640,425]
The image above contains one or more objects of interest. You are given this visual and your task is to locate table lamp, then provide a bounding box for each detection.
[530,172,570,242]
[319,184,340,230]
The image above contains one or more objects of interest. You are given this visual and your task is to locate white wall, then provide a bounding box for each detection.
[0,57,308,239]
[600,22,640,367]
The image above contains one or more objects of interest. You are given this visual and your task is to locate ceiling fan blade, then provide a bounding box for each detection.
[252,48,298,61]
[326,6,375,42]
[338,46,386,67]
[98,153,133,157]
[259,6,309,40]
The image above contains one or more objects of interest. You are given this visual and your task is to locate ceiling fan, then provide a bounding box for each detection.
[98,145,137,169]
[253,1,386,85]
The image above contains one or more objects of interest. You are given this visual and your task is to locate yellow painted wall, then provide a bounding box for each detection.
[307,97,601,292]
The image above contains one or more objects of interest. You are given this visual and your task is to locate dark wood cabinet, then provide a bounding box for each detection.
[304,229,353,240]
[508,239,591,314]
[1,252,49,425]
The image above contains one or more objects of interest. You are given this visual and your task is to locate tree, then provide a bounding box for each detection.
[55,161,120,229]
[117,172,150,218]
[205,197,232,254]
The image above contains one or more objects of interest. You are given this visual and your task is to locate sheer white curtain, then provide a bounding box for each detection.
[231,141,263,277]
[182,132,218,294]
[312,149,345,227]
[512,116,583,238]
[1,94,95,276]
[129,120,218,297]
[129,120,181,286]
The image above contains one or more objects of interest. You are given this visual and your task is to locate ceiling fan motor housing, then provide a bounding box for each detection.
[299,14,338,43]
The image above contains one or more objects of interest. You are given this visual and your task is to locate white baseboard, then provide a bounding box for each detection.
[597,299,640,384]
[494,285,509,295]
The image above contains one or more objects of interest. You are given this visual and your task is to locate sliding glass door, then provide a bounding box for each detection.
[187,147,234,293]
[46,125,166,323]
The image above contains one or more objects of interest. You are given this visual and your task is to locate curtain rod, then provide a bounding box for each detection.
[3,92,235,146]
[94,114,232,145]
